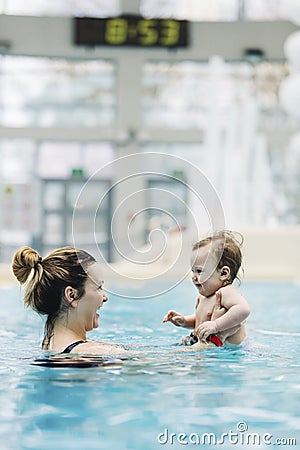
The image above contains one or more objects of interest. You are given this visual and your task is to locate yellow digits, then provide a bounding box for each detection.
[160,20,180,46]
[105,18,128,45]
[138,20,158,45]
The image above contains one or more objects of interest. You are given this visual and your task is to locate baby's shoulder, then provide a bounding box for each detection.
[217,284,244,303]
[218,284,239,295]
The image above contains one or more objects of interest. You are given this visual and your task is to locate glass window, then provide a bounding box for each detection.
[143,59,288,130]
[141,143,207,231]
[0,0,296,21]
[0,0,120,17]
[0,139,35,182]
[0,140,37,257]
[142,60,254,129]
[141,0,297,21]
[243,0,291,21]
[142,143,205,172]
[43,182,65,210]
[37,141,115,179]
[66,180,110,211]
[141,0,239,21]
[43,213,64,245]
[0,56,116,127]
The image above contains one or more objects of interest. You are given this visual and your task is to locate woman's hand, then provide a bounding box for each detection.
[211,291,226,320]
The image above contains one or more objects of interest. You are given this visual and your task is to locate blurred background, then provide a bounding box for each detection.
[1,0,300,281]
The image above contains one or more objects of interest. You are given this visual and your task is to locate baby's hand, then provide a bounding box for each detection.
[195,321,218,342]
[163,310,187,327]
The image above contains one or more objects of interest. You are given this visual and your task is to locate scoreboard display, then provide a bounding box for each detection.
[74,16,189,48]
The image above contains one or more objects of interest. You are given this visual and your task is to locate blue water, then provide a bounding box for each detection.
[0,281,299,450]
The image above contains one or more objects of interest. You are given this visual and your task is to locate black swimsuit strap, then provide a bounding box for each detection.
[62,340,87,354]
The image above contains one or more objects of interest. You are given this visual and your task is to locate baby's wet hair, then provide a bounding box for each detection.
[192,230,244,283]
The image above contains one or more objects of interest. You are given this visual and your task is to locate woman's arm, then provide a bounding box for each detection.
[72,340,129,356]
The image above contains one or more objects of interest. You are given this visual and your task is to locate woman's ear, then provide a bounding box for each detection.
[219,266,231,282]
[64,286,78,307]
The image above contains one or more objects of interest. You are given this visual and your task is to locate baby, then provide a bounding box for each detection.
[163,231,250,347]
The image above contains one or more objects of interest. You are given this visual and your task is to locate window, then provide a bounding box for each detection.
[140,0,239,21]
[0,0,120,17]
[0,56,116,127]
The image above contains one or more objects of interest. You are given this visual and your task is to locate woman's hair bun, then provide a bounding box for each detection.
[12,246,41,284]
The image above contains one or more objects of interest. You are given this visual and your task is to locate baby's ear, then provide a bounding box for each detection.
[220,266,230,281]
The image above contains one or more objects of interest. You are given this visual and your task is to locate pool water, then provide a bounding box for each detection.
[0,281,299,449]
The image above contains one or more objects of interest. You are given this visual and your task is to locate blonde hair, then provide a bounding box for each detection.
[12,246,95,349]
[192,230,244,283]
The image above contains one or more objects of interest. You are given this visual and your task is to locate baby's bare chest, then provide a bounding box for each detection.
[195,298,216,326]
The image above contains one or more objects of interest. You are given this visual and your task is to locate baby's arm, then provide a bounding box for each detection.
[163,310,195,328]
[196,287,250,341]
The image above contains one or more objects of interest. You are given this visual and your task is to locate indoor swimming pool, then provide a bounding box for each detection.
[0,281,299,449]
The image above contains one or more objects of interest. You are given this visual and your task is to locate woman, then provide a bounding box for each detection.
[12,246,127,356]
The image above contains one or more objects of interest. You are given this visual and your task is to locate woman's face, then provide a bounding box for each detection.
[76,263,108,332]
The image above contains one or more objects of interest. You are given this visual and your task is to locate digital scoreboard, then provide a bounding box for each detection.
[74,16,189,48]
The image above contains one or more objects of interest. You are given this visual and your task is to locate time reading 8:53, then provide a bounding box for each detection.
[105,18,181,46]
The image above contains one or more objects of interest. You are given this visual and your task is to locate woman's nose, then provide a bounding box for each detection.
[102,292,108,302]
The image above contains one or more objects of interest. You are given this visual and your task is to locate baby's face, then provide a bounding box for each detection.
[191,245,223,297]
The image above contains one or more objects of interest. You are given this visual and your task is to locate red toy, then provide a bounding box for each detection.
[207,334,224,347]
